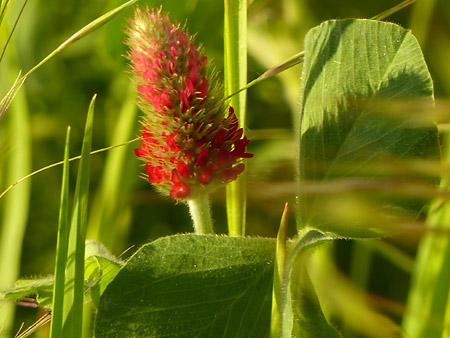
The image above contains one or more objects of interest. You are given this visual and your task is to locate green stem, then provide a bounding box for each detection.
[188,194,214,234]
[224,0,248,237]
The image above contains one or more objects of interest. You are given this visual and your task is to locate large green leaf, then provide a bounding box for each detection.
[95,234,275,338]
[297,19,439,236]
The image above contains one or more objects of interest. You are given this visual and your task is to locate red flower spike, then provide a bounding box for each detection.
[161,90,173,109]
[221,164,245,183]
[165,134,180,152]
[199,77,208,98]
[199,170,211,185]
[185,78,195,98]
[170,169,190,198]
[180,90,190,113]
[213,129,226,148]
[170,42,178,59]
[178,162,192,179]
[189,58,198,85]
[134,148,146,157]
[196,149,210,167]
[170,182,190,198]
[153,57,163,70]
[127,7,252,200]
[167,60,175,75]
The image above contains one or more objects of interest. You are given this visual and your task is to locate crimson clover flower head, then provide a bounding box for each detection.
[126,6,253,200]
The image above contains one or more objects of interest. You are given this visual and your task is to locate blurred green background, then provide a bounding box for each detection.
[1,0,449,336]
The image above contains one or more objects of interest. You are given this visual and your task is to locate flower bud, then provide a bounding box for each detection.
[126,6,253,200]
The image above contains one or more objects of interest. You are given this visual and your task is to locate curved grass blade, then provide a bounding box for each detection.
[0,137,138,201]
[225,51,305,100]
[0,0,138,118]
[371,0,416,21]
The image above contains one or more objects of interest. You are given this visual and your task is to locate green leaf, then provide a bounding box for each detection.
[1,240,123,312]
[95,234,276,338]
[1,277,54,309]
[84,240,124,309]
[297,19,439,237]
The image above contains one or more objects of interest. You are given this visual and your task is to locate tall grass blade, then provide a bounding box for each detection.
[403,131,450,338]
[62,95,96,338]
[270,203,289,338]
[224,0,248,236]
[0,0,138,118]
[0,22,31,338]
[0,0,29,63]
[49,127,71,338]
[0,0,9,27]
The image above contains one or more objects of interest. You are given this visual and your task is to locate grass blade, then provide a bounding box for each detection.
[370,0,416,21]
[0,0,9,27]
[0,0,29,63]
[0,138,138,201]
[62,95,96,338]
[0,23,31,338]
[270,203,289,338]
[49,127,71,338]
[0,0,137,118]
[403,130,450,338]
[224,0,248,236]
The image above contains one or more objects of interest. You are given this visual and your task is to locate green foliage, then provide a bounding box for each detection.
[297,19,439,236]
[1,277,54,309]
[273,229,340,338]
[402,133,450,337]
[2,1,450,337]
[84,240,124,308]
[95,234,275,337]
[0,240,122,310]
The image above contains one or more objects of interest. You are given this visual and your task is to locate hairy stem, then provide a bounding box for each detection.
[188,194,214,234]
